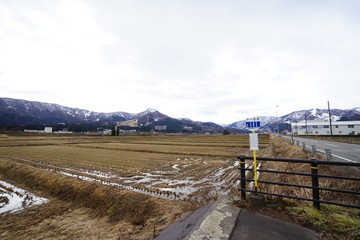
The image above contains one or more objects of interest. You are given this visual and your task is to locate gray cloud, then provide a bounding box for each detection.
[0,0,359,123]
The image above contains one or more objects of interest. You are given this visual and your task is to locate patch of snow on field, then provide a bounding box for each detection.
[214,163,236,178]
[0,180,48,214]
[172,164,180,170]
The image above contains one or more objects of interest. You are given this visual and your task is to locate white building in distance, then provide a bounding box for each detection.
[183,126,193,131]
[291,120,360,136]
[24,127,53,133]
[44,127,53,133]
[154,125,167,131]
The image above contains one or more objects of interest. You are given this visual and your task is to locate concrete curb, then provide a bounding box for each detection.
[155,201,215,240]
[184,196,240,240]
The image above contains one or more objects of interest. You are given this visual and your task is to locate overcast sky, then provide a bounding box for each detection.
[1,0,359,124]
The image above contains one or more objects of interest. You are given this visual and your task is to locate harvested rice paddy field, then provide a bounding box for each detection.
[0,134,270,239]
[0,134,269,202]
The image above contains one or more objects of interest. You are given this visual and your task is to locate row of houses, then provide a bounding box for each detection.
[291,120,360,135]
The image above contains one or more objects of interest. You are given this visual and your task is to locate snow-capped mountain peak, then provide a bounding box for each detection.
[145,108,158,113]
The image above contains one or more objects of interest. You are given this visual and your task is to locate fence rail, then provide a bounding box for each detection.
[237,155,360,209]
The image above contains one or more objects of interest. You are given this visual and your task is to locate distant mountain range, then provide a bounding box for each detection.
[0,98,226,133]
[1,97,359,133]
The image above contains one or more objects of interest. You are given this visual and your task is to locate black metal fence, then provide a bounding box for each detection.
[238,155,360,209]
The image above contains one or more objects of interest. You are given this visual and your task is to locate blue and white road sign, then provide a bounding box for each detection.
[246,117,261,131]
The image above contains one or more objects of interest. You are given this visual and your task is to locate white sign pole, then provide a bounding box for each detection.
[245,117,261,195]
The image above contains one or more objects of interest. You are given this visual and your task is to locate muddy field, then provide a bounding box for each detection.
[0,134,269,202]
[0,134,269,239]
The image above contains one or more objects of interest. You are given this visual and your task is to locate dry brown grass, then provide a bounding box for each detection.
[262,135,315,159]
[259,136,360,206]
[0,200,171,240]
[248,136,360,240]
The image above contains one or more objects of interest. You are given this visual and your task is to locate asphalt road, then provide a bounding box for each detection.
[157,196,320,240]
[282,135,360,163]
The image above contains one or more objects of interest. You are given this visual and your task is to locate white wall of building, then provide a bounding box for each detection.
[291,121,360,135]
[25,127,53,133]
[44,127,53,133]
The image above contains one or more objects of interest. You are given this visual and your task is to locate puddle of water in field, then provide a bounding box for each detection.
[1,152,242,201]
[42,160,241,201]
[47,169,183,200]
[61,167,119,179]
[177,158,203,161]
[0,180,48,214]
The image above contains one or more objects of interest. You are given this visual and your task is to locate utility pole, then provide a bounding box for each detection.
[305,114,308,136]
[276,105,279,135]
[327,101,333,137]
[295,113,298,135]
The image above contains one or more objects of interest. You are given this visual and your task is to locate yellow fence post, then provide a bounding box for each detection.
[253,131,258,194]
